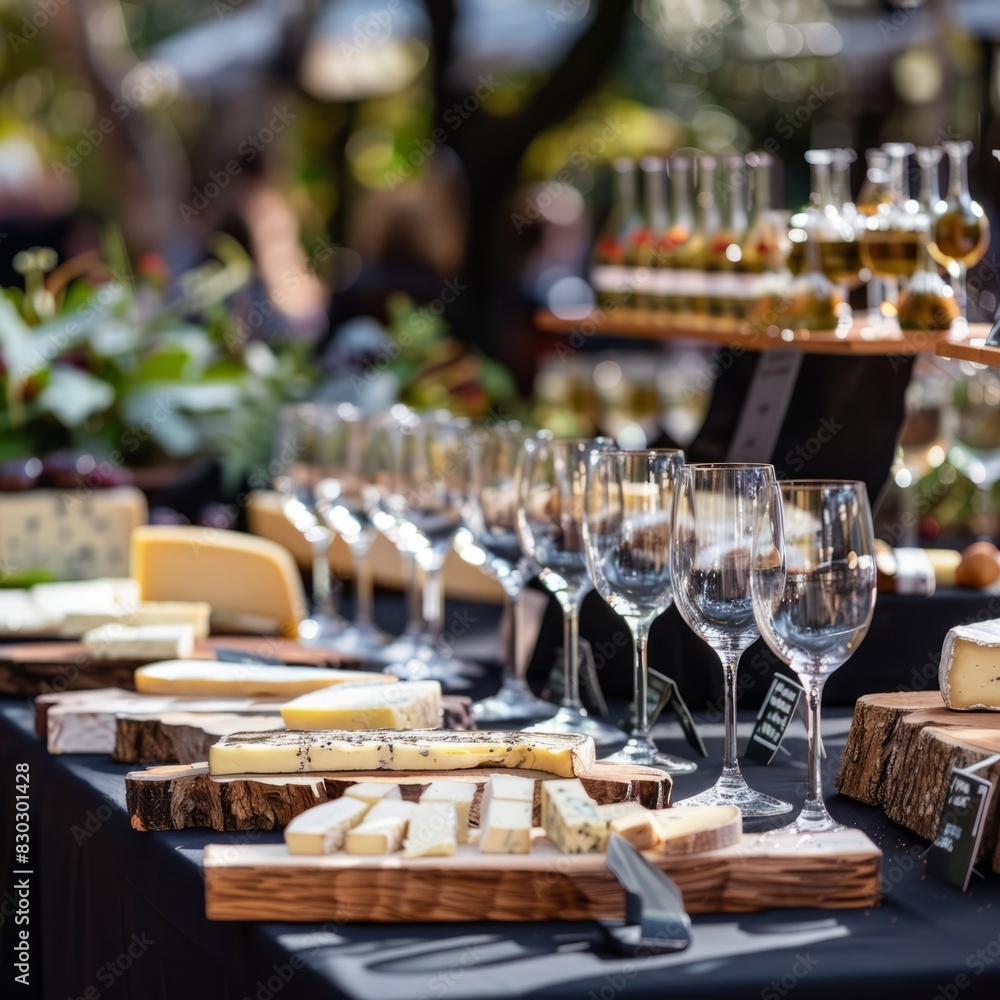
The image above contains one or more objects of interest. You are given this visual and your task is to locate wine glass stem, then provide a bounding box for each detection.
[955,262,968,318]
[422,564,444,642]
[561,598,583,712]
[403,555,422,635]
[719,649,743,780]
[801,668,829,820]
[501,587,529,687]
[349,538,374,627]
[312,530,338,618]
[630,621,651,741]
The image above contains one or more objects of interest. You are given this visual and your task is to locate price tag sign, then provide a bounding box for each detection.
[647,669,708,758]
[744,673,803,764]
[927,754,1000,892]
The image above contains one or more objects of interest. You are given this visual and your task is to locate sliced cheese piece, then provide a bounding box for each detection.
[342,782,402,807]
[283,797,371,855]
[281,680,441,730]
[939,620,1000,710]
[131,526,307,637]
[419,780,476,843]
[541,778,607,855]
[650,805,742,855]
[402,802,457,858]
[345,799,415,854]
[596,801,658,851]
[61,602,211,640]
[83,623,196,661]
[479,772,535,828]
[208,730,595,777]
[134,661,395,698]
[32,577,139,617]
[479,798,532,854]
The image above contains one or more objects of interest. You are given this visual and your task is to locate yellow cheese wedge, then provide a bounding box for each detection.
[939,620,1000,710]
[134,661,396,698]
[131,526,307,637]
[283,797,371,855]
[345,800,415,854]
[208,730,596,777]
[419,780,476,843]
[596,801,659,851]
[280,680,441,730]
[650,805,742,855]
[402,802,457,858]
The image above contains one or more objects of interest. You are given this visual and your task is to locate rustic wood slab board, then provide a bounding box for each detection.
[836,691,1000,874]
[0,637,359,696]
[204,828,882,921]
[126,761,672,832]
[37,688,475,762]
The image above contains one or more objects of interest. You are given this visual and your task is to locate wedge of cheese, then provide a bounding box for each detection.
[83,623,196,661]
[939,620,1000,710]
[479,798,532,854]
[281,680,441,730]
[541,778,608,855]
[134,661,396,698]
[208,730,596,777]
[596,801,659,851]
[650,805,742,855]
[131,526,307,637]
[342,782,402,807]
[419,780,476,843]
[283,797,371,855]
[402,802,457,858]
[345,799,415,854]
[61,601,211,640]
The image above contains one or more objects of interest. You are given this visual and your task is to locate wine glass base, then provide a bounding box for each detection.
[676,778,792,818]
[781,811,847,835]
[316,622,391,657]
[366,633,425,665]
[523,707,625,748]
[472,681,555,724]
[601,738,698,775]
[297,615,352,647]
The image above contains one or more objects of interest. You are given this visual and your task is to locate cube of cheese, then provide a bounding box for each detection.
[345,800,415,854]
[596,801,658,851]
[479,798,532,854]
[281,680,441,730]
[479,773,534,822]
[283,797,370,855]
[419,780,476,842]
[541,779,607,855]
[402,802,457,858]
[83,623,196,661]
[342,782,402,807]
[939,620,1000,710]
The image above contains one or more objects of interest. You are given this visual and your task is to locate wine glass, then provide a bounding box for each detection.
[272,403,350,644]
[373,409,474,685]
[516,434,624,746]
[312,403,391,656]
[456,422,555,722]
[670,463,792,817]
[583,449,697,773]
[751,481,877,833]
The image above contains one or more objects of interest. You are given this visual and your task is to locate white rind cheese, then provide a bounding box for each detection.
[419,780,476,842]
[134,661,396,698]
[939,620,1000,710]
[650,805,742,855]
[342,782,402,806]
[597,801,659,851]
[61,602,211,640]
[83,623,196,661]
[281,680,441,730]
[345,799,415,854]
[541,778,608,855]
[283,797,371,855]
[479,798,532,854]
[208,730,596,777]
[402,802,457,858]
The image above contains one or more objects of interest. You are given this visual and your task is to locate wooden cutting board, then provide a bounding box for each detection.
[835,691,1000,873]
[36,688,475,763]
[126,761,672,832]
[204,827,882,921]
[0,637,359,696]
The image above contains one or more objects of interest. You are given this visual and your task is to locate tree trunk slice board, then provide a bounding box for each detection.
[203,827,881,921]
[836,692,1000,873]
[37,688,475,761]
[126,761,672,832]
[0,637,358,696]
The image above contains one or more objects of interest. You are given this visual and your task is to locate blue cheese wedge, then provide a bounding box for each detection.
[541,778,608,854]
[345,799,415,854]
[479,798,533,854]
[208,730,595,777]
[283,797,371,855]
[939,620,1000,710]
[281,680,441,730]
[402,802,457,858]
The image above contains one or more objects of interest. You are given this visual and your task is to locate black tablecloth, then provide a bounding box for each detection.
[3,684,1000,1000]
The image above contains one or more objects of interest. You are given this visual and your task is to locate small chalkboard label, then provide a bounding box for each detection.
[744,674,803,764]
[647,669,708,758]
[927,755,1000,892]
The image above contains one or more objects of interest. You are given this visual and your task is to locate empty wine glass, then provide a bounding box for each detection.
[272,403,350,644]
[516,434,624,746]
[671,463,792,817]
[751,481,877,833]
[583,449,697,773]
[456,422,555,722]
[312,403,391,656]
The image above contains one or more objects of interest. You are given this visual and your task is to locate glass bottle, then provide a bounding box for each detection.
[660,154,695,316]
[591,158,641,312]
[671,154,720,322]
[708,155,749,320]
[630,156,669,317]
[830,148,866,290]
[805,149,861,296]
[740,151,791,325]
[856,148,893,218]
